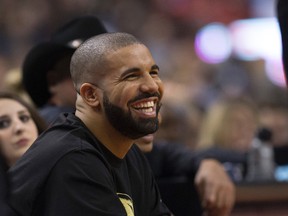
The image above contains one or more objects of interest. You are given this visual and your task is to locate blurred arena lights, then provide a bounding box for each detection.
[194,23,232,64]
[230,17,281,61]
[195,17,286,88]
[265,59,287,87]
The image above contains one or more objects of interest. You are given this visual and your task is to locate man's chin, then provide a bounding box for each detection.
[134,133,155,153]
[140,133,154,144]
[138,143,153,153]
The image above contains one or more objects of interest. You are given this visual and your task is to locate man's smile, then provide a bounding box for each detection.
[130,98,158,117]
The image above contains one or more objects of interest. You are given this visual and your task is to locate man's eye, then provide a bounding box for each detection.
[123,74,138,80]
[0,119,11,129]
[150,70,159,77]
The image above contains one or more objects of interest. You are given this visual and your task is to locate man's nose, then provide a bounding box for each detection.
[139,74,160,93]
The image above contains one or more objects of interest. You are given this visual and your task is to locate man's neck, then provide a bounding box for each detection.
[75,110,134,159]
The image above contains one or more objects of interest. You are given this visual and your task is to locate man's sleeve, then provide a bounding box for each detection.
[149,142,201,178]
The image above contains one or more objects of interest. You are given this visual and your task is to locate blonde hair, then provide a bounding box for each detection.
[197,96,258,151]
[2,68,33,105]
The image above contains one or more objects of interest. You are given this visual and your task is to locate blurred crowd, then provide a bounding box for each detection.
[0,0,288,138]
[0,0,287,150]
[0,2,284,95]
[0,0,288,148]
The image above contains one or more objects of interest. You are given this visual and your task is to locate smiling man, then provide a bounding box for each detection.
[8,33,172,216]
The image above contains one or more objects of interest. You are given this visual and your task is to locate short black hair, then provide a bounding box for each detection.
[70,32,143,91]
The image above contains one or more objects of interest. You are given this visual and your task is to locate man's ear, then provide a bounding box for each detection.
[79,83,101,107]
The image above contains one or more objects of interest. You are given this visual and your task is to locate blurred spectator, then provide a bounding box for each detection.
[21,15,107,124]
[197,96,258,152]
[154,102,204,149]
[154,102,191,147]
[0,92,47,166]
[0,92,47,216]
[195,96,259,181]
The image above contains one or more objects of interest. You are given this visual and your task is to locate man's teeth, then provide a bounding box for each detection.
[133,101,155,109]
[142,107,153,113]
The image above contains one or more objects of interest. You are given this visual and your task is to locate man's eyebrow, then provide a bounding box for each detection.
[151,65,160,71]
[122,67,141,76]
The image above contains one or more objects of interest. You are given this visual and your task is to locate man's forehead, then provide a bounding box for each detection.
[105,44,155,67]
[106,44,149,57]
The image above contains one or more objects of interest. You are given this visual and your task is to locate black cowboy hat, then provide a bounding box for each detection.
[22,15,107,108]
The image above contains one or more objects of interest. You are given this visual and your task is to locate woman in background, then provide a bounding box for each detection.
[195,96,259,182]
[197,96,258,152]
[0,92,47,215]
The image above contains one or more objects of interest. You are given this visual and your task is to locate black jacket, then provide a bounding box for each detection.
[0,157,17,216]
[8,113,171,216]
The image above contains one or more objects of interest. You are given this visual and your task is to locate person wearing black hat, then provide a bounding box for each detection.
[22,15,107,124]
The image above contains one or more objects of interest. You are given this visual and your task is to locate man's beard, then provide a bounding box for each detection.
[103,93,161,139]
